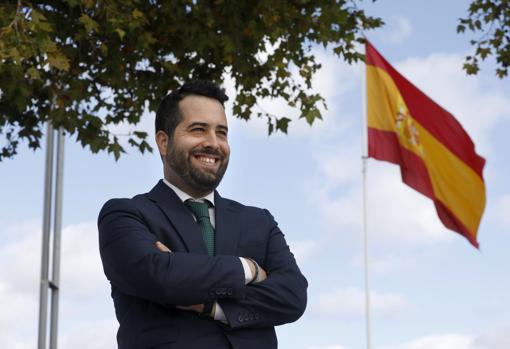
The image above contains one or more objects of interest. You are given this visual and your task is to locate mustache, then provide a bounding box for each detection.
[191,147,224,158]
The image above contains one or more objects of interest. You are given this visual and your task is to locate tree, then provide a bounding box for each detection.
[457,0,510,78]
[0,0,382,160]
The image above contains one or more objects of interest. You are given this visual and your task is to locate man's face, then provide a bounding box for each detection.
[163,95,230,197]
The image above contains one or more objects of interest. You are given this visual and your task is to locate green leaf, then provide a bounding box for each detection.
[115,28,126,40]
[463,62,479,75]
[31,9,53,32]
[27,67,41,80]
[79,14,99,33]
[108,141,125,161]
[302,109,321,125]
[40,38,58,53]
[47,51,71,71]
[132,9,145,20]
[8,47,21,62]
[275,117,291,133]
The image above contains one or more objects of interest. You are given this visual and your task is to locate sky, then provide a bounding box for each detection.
[1,1,510,348]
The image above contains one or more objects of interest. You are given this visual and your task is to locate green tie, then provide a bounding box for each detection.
[185,200,215,256]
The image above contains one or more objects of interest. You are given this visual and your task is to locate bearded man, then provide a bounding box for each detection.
[98,80,307,349]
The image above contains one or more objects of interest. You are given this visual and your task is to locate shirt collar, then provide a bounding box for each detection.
[163,178,215,206]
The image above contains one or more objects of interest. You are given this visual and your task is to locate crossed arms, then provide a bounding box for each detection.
[154,240,267,317]
[98,198,307,329]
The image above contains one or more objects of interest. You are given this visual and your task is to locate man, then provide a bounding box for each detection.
[98,80,307,349]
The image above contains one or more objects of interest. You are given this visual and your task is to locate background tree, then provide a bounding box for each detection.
[0,0,382,160]
[458,0,510,78]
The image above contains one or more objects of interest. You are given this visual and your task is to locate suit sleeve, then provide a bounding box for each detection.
[98,198,246,305]
[218,209,308,329]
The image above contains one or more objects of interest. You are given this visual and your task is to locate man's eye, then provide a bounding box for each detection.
[191,128,205,132]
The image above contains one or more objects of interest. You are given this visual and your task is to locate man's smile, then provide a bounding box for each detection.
[191,152,223,171]
[197,156,216,164]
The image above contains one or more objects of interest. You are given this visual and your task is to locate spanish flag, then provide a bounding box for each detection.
[365,40,486,248]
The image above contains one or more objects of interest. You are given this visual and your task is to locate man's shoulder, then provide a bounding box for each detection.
[98,192,152,223]
[219,196,272,218]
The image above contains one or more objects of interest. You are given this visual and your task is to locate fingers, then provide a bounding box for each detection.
[246,258,268,283]
[256,267,268,282]
[247,258,257,276]
[156,241,171,253]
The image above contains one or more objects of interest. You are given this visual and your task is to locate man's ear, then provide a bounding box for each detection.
[155,130,169,156]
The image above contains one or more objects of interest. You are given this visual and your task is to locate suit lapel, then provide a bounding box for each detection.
[214,191,241,256]
[147,180,208,254]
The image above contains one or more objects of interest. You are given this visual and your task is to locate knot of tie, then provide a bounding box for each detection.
[185,200,211,220]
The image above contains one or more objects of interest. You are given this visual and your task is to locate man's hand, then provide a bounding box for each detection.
[155,241,267,318]
[246,258,268,283]
[156,241,171,252]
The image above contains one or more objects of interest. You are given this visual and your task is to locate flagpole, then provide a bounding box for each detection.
[361,40,372,349]
[38,122,54,349]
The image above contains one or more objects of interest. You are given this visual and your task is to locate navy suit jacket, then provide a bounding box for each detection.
[98,180,307,349]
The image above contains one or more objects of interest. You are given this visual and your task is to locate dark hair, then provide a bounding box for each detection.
[155,80,229,139]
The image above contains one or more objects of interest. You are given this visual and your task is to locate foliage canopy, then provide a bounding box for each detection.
[458,0,510,78]
[0,0,382,160]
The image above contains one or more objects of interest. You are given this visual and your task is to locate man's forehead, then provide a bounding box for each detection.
[178,96,228,127]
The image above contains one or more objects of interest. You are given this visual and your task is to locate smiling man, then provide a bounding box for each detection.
[98,80,307,349]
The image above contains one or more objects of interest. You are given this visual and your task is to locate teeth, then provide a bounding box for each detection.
[198,156,216,164]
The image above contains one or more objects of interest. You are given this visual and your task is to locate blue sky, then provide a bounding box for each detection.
[2,1,510,348]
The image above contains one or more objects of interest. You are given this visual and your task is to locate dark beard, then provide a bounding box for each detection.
[167,147,228,194]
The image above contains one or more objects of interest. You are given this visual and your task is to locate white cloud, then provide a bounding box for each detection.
[377,326,510,349]
[314,287,409,318]
[0,221,116,349]
[491,194,510,226]
[229,48,358,140]
[474,326,510,348]
[2,221,47,287]
[352,254,416,276]
[289,239,321,265]
[60,222,108,298]
[307,346,347,349]
[386,16,413,44]
[0,282,38,348]
[313,144,362,188]
[308,149,455,246]
[59,319,117,349]
[378,334,475,349]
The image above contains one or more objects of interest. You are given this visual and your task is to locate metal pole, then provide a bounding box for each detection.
[362,157,372,349]
[49,127,65,349]
[38,123,55,349]
[361,41,373,349]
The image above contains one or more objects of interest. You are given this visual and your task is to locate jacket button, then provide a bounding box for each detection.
[238,314,244,323]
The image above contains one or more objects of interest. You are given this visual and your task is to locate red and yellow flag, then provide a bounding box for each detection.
[365,40,486,248]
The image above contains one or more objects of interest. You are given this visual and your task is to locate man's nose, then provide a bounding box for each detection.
[202,130,220,149]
